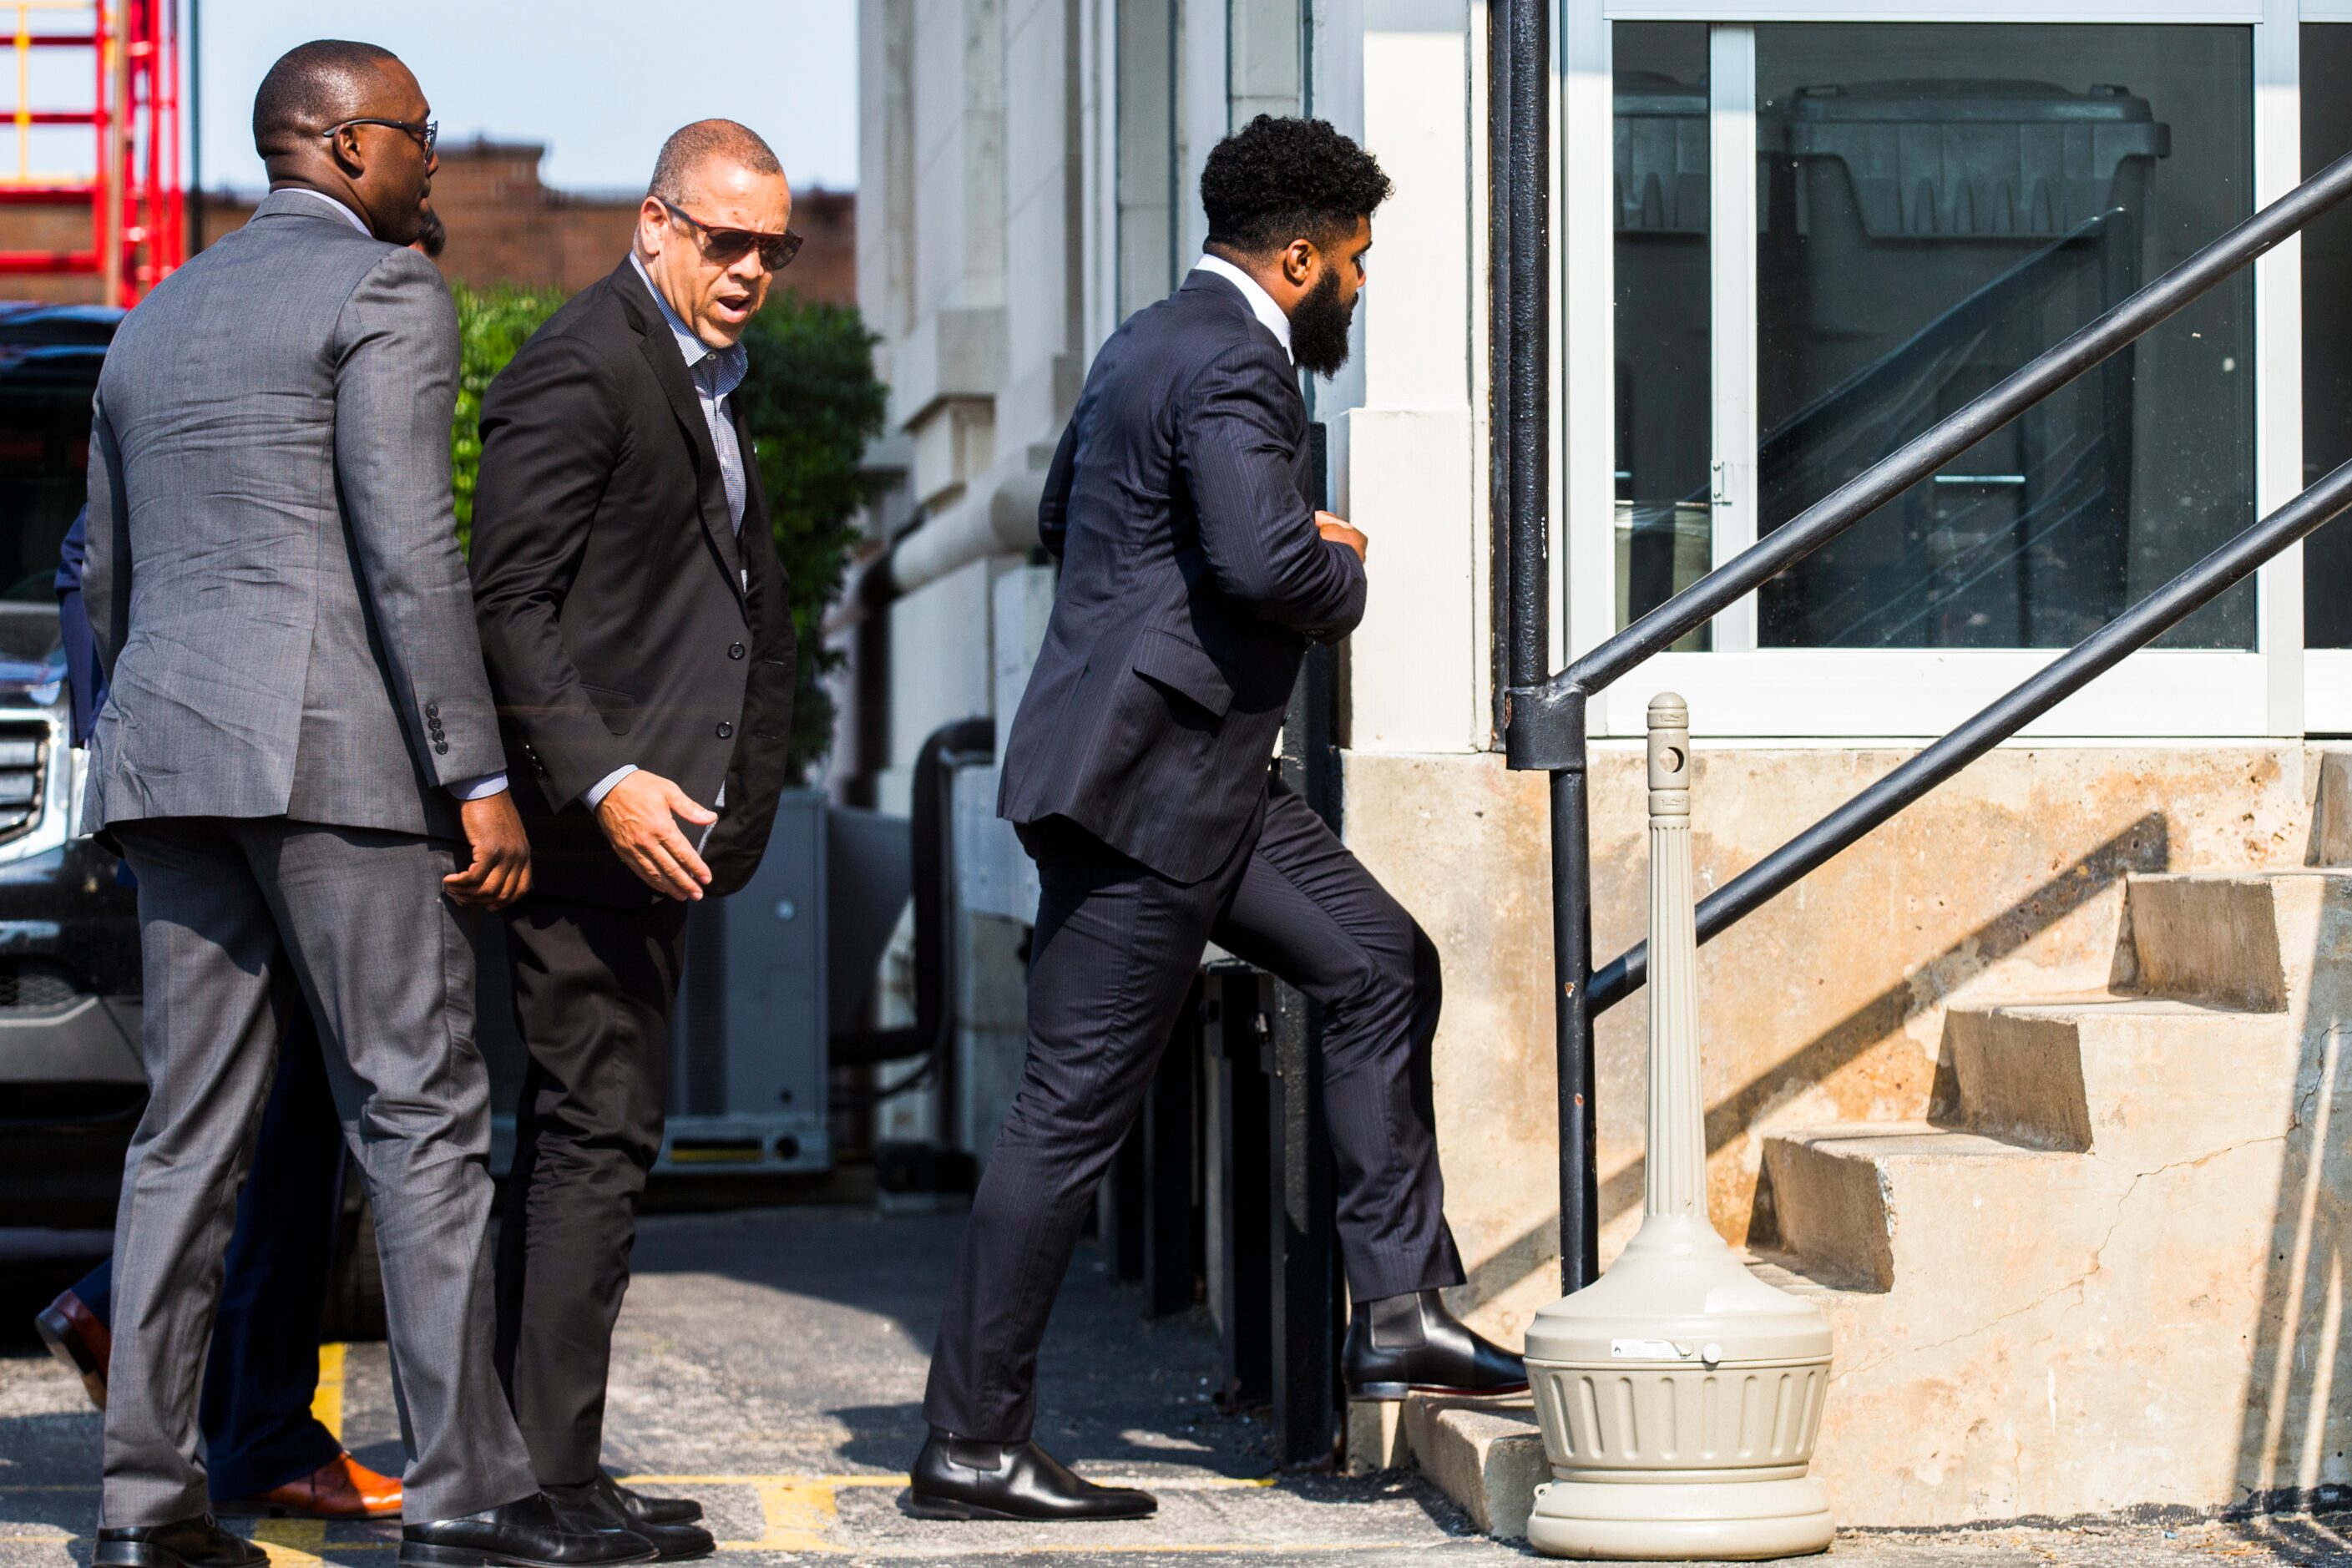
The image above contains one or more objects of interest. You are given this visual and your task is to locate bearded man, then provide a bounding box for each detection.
[909,114,1526,1525]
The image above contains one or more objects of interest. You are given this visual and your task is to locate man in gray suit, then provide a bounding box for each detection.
[83,40,652,1568]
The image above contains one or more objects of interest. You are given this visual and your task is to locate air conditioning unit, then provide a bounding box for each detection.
[661,789,832,1174]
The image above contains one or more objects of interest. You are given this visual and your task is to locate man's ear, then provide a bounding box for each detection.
[1281,238,1319,288]
[322,124,367,180]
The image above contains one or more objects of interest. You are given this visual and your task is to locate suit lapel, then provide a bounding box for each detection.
[616,263,748,607]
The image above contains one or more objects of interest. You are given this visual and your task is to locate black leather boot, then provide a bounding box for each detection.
[1342,1287,1529,1399]
[595,1472,701,1528]
[545,1479,712,1562]
[94,1516,266,1568]
[908,1430,1156,1521]
[399,1492,657,1568]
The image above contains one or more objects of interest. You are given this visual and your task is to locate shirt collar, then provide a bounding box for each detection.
[276,187,371,235]
[630,252,749,393]
[1191,253,1292,363]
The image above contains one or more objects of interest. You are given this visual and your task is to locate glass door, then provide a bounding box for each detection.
[1566,1,2303,739]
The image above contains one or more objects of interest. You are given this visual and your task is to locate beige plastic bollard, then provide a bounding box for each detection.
[1523,694,1836,1561]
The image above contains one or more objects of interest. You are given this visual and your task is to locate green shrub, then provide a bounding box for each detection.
[731,296,888,784]
[448,281,887,786]
[450,284,567,551]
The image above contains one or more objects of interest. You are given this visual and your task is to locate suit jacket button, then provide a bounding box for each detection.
[729,642,745,660]
[716,721,734,739]
[426,703,440,718]
[434,741,449,755]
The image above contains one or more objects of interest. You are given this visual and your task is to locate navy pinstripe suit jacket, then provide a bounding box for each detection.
[997,271,1368,883]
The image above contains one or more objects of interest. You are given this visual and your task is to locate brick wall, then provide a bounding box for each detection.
[0,139,856,308]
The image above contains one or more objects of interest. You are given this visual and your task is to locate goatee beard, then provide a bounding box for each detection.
[1290,267,1355,377]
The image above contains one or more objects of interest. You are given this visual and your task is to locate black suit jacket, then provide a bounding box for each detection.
[469,260,797,905]
[997,271,1367,883]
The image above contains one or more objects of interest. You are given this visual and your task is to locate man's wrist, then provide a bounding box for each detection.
[584,763,639,811]
[448,771,509,802]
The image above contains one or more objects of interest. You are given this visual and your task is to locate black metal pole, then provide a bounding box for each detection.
[1504,0,1547,698]
[1485,0,1515,741]
[1550,755,1598,1289]
[1562,144,2352,698]
[1491,0,1586,1292]
[1588,453,2352,1015]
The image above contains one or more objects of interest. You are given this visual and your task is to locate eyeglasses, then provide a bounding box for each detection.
[659,198,802,272]
[320,117,438,159]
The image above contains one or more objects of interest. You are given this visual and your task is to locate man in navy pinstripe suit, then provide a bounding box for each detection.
[912,115,1525,1525]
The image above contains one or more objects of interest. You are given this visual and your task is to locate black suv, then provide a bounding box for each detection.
[0,304,144,1231]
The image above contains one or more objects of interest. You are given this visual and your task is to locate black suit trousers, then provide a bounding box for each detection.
[923,782,1466,1442]
[493,893,688,1484]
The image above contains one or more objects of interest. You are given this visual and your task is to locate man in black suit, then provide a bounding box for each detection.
[468,119,800,1556]
[911,115,1525,1524]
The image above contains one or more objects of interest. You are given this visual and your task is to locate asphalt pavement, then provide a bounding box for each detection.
[4,1206,2352,1566]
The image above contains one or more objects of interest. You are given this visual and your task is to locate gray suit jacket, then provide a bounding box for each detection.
[82,190,502,840]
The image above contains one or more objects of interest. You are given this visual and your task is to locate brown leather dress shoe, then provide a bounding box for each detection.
[33,1288,109,1410]
[240,1454,403,1520]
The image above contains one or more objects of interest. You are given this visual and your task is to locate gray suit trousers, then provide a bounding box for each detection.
[102,817,536,1526]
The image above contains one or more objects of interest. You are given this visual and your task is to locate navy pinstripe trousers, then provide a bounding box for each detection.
[923,781,1465,1443]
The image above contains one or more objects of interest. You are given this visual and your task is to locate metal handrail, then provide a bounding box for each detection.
[1495,77,2352,1292]
[1590,453,2352,1014]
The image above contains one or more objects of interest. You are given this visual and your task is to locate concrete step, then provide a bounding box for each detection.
[1938,996,2288,1161]
[1760,1122,2077,1292]
[2117,870,2352,1013]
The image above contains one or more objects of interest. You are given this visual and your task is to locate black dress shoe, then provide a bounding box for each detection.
[399,1492,657,1568]
[595,1472,701,1528]
[908,1430,1156,1522]
[95,1516,265,1568]
[1343,1287,1529,1399]
[545,1479,712,1561]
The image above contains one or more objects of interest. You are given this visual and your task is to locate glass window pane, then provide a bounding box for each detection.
[1753,25,2255,651]
[2304,23,2352,650]
[1613,22,1712,649]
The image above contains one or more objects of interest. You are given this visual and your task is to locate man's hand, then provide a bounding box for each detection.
[1316,510,1368,562]
[594,769,718,901]
[446,791,533,910]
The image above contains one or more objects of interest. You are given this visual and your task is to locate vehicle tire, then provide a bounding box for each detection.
[321,1192,387,1343]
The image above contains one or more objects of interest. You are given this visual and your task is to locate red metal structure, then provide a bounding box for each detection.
[0,0,181,306]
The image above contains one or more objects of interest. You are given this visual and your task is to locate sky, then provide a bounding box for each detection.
[188,1,859,195]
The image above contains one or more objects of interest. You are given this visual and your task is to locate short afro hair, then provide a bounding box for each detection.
[1199,114,1391,256]
[649,119,785,205]
[252,39,399,158]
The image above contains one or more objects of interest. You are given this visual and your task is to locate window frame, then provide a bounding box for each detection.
[1562,0,2314,741]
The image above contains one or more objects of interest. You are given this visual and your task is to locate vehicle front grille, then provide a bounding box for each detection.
[0,724,44,843]
[0,958,83,1013]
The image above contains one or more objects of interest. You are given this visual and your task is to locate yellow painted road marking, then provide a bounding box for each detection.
[311,1342,346,1439]
[249,1519,331,1567]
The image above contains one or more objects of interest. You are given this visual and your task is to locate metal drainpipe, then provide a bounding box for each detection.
[1492,0,1596,1294]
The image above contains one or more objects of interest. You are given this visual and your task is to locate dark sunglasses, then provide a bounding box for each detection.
[659,198,802,271]
[320,117,438,159]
